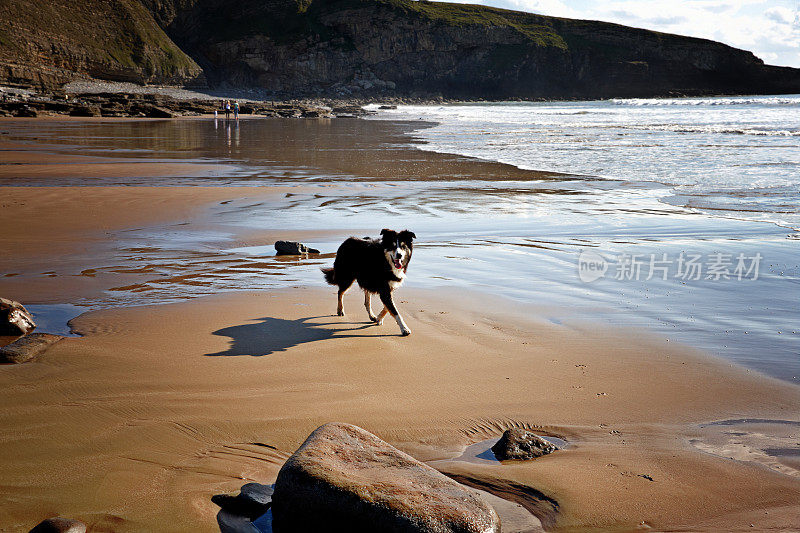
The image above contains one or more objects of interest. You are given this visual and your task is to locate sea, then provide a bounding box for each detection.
[368,95,800,230]
[2,94,798,382]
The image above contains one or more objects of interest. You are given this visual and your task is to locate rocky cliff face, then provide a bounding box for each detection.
[0,0,203,89]
[160,0,800,98]
[1,0,798,98]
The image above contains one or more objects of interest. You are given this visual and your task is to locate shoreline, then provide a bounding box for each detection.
[11,80,800,104]
[4,83,798,123]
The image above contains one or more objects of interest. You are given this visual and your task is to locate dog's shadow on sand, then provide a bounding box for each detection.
[205,315,395,357]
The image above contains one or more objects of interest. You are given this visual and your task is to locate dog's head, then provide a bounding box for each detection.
[380,228,416,272]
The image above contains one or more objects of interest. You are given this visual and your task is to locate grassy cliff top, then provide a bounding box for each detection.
[0,0,200,81]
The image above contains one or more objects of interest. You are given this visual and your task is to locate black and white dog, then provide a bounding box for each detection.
[322,229,416,336]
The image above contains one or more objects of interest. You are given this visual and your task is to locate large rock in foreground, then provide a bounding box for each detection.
[29,517,86,533]
[0,333,63,363]
[272,422,500,533]
[491,429,558,461]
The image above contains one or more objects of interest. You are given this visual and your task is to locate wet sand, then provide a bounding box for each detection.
[1,117,799,532]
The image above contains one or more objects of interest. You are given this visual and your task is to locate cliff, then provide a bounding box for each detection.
[161,0,800,98]
[0,0,202,89]
[1,0,799,98]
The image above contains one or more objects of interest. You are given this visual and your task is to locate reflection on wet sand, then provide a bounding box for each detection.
[0,118,566,185]
[0,117,797,383]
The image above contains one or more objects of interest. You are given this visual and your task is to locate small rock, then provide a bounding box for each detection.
[240,483,274,507]
[272,422,500,532]
[14,105,38,117]
[143,105,175,118]
[29,517,86,533]
[0,297,36,335]
[274,241,320,255]
[379,105,397,109]
[212,483,273,521]
[300,109,331,118]
[216,510,260,533]
[331,105,366,116]
[491,428,558,461]
[69,105,100,117]
[0,333,64,364]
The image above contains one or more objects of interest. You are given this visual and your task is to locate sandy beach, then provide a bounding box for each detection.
[1,287,799,531]
[1,116,799,532]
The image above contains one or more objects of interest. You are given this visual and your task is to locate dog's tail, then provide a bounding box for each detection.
[321,267,336,285]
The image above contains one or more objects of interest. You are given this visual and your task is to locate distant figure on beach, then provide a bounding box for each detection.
[234,101,239,120]
[225,100,231,120]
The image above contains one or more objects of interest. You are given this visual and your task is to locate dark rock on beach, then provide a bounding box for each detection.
[212,483,273,521]
[69,105,101,117]
[0,89,367,121]
[14,105,38,117]
[274,241,320,255]
[29,517,86,533]
[0,297,36,335]
[491,428,558,461]
[142,104,176,118]
[271,422,500,533]
[0,332,64,364]
[216,510,262,533]
[240,483,274,508]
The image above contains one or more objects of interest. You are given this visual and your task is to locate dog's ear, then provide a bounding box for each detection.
[380,228,397,241]
[399,230,416,242]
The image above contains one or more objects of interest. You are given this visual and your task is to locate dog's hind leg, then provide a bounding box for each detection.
[378,289,411,336]
[337,279,354,316]
[364,291,378,322]
[375,306,388,325]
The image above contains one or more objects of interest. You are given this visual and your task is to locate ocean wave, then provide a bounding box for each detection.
[624,124,800,136]
[611,97,800,106]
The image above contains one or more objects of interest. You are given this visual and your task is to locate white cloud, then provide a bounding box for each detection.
[764,6,793,24]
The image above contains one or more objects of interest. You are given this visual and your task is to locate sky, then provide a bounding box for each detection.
[439,0,800,68]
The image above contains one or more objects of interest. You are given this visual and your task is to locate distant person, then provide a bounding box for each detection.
[225,100,231,120]
[234,101,239,120]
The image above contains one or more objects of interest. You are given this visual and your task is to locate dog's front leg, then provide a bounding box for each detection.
[364,291,377,322]
[378,289,411,336]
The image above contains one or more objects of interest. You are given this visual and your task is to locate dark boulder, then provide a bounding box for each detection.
[274,241,320,255]
[69,105,101,117]
[212,483,273,521]
[0,297,36,335]
[143,105,175,118]
[332,105,367,116]
[14,105,38,117]
[0,332,63,364]
[271,422,500,533]
[491,428,558,461]
[29,517,86,533]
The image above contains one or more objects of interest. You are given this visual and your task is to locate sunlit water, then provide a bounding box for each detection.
[0,110,797,382]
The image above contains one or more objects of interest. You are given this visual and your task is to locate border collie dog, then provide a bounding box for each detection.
[322,229,416,336]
